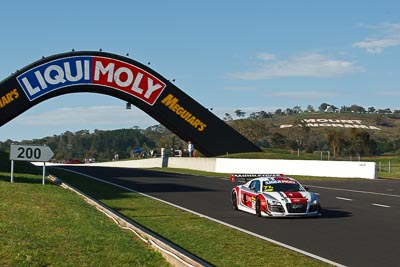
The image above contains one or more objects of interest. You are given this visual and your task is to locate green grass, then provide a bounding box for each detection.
[47,168,331,267]
[0,172,170,267]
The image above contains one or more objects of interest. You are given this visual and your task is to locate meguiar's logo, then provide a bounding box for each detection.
[0,89,19,109]
[17,56,166,105]
[161,93,207,131]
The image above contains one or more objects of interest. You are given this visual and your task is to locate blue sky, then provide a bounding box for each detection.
[1,0,400,141]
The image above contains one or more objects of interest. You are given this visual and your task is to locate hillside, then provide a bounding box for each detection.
[1,113,400,161]
[267,112,400,137]
[227,112,400,157]
[243,113,400,148]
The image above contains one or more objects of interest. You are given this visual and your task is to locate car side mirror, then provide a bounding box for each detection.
[304,186,310,191]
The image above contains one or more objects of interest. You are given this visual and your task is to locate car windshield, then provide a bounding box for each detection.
[262,180,303,192]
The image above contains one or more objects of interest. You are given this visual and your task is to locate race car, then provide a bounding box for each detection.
[231,174,321,217]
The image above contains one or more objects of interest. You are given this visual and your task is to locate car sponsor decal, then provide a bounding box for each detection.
[283,192,307,203]
[264,180,296,185]
[263,185,274,192]
[17,56,166,105]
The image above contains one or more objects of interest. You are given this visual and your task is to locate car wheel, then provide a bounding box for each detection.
[231,191,238,210]
[256,198,261,217]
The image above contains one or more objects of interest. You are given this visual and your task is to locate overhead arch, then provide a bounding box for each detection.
[0,51,261,156]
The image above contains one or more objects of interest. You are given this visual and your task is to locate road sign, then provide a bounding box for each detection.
[10,144,54,162]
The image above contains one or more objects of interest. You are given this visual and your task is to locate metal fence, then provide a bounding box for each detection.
[377,161,400,178]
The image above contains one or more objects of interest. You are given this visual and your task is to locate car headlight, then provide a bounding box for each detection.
[267,199,282,206]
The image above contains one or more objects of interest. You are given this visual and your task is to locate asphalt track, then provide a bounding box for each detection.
[56,166,400,267]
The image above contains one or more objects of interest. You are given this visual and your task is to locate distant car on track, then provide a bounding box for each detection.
[64,159,81,164]
[231,174,321,217]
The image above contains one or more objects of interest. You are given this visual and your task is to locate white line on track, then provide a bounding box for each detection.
[306,185,400,198]
[372,203,391,208]
[54,167,346,267]
[336,197,353,201]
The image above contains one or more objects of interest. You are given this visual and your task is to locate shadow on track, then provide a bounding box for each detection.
[319,207,352,218]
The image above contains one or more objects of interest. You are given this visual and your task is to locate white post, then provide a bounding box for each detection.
[10,160,14,183]
[42,162,46,185]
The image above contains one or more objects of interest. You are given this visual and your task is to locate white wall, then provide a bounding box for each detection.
[51,157,377,179]
[166,157,217,172]
[214,158,377,179]
[91,158,165,168]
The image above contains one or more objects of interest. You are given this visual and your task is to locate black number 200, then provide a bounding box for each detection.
[17,147,41,159]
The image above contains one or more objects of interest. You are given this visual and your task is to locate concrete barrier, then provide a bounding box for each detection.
[90,157,165,168]
[214,158,377,179]
[48,157,377,179]
[166,157,217,172]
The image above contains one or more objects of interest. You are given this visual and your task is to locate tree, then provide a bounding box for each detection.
[249,111,271,120]
[289,119,311,151]
[318,103,330,112]
[349,104,366,113]
[234,109,246,118]
[293,106,302,114]
[325,105,338,113]
[376,108,391,114]
[368,107,376,113]
[270,132,287,148]
[231,119,269,148]
[306,105,314,112]
[274,109,283,117]
[384,108,392,114]
[340,105,349,113]
[346,129,376,156]
[223,113,233,121]
[285,108,293,116]
[325,130,344,157]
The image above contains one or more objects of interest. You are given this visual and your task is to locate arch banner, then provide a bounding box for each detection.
[0,51,261,156]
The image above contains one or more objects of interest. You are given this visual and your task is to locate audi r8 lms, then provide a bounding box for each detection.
[231,174,321,217]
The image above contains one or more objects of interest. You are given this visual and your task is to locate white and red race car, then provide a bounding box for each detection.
[231,174,321,217]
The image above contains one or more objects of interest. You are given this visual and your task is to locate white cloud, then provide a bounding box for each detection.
[353,23,400,54]
[256,52,276,61]
[223,86,256,92]
[16,105,158,127]
[374,90,400,96]
[226,52,363,80]
[265,91,341,99]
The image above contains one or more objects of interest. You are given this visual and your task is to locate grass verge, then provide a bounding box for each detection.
[0,172,170,267]
[47,168,332,267]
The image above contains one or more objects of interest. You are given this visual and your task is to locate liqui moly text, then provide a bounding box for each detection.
[17,56,166,105]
